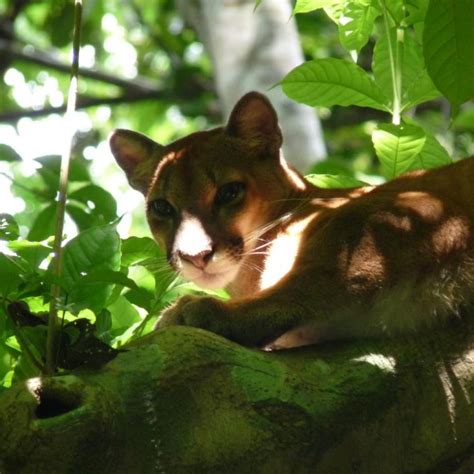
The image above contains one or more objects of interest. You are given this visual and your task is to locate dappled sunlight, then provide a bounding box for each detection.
[280,154,306,190]
[26,377,42,401]
[437,362,459,435]
[102,13,138,78]
[431,216,470,254]
[395,191,444,223]
[352,353,396,373]
[4,68,64,109]
[309,185,373,210]
[260,214,316,290]
[450,348,474,405]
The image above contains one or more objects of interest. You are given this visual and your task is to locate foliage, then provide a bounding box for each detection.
[285,0,473,179]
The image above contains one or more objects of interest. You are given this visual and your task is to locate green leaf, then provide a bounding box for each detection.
[383,0,406,25]
[8,240,52,269]
[35,155,90,189]
[453,107,474,131]
[80,269,138,290]
[372,123,426,177]
[123,287,154,312]
[110,320,143,347]
[335,2,380,52]
[305,174,367,188]
[281,58,389,111]
[423,0,474,108]
[107,295,142,329]
[66,204,96,232]
[0,340,14,388]
[0,370,14,390]
[402,75,441,110]
[0,254,24,296]
[4,335,20,352]
[28,204,56,242]
[294,0,340,14]
[95,309,112,337]
[373,28,440,111]
[0,214,19,241]
[0,144,21,162]
[46,1,75,48]
[161,281,228,309]
[405,0,429,25]
[62,225,121,312]
[127,265,155,293]
[18,326,47,361]
[121,236,164,267]
[69,185,117,224]
[408,133,451,171]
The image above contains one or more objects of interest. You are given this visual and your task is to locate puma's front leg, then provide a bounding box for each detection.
[155,290,311,348]
[156,295,231,336]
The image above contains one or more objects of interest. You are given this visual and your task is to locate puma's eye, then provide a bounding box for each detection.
[148,199,175,218]
[215,182,245,206]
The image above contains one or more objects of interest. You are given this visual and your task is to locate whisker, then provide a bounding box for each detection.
[243,218,284,241]
[243,211,296,244]
[247,240,273,252]
[240,261,264,276]
[240,252,270,258]
[242,193,322,246]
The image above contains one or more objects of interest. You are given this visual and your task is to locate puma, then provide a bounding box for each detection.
[110,92,474,349]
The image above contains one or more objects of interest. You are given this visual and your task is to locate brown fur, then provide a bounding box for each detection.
[110,92,474,348]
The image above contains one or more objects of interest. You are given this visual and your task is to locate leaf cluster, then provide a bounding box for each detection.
[286,0,473,179]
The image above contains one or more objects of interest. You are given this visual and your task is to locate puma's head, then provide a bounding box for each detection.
[110,92,304,290]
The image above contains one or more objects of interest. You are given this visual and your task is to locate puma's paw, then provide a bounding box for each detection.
[155,296,228,336]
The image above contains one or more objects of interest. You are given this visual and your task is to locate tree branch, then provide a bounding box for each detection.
[0,38,161,93]
[0,91,162,122]
[1,324,474,472]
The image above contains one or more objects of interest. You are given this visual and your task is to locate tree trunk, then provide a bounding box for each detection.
[177,0,327,171]
[1,319,474,473]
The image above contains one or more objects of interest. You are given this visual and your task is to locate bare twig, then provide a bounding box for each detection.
[46,0,83,375]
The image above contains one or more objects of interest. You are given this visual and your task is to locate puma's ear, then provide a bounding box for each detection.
[109,129,163,194]
[226,92,282,152]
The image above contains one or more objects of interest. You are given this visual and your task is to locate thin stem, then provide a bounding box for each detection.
[394,27,404,123]
[54,297,68,368]
[46,0,82,375]
[381,1,402,125]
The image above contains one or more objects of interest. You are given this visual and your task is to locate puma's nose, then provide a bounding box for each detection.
[178,248,214,269]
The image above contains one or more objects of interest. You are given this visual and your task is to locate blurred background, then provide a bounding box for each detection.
[0,0,473,241]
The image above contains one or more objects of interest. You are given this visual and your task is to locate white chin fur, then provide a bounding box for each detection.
[181,262,240,289]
